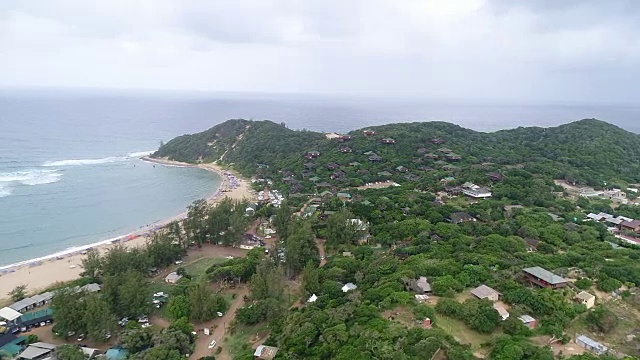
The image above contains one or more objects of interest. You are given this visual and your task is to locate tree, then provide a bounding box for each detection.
[284,221,320,277]
[169,317,194,338]
[326,209,359,249]
[120,327,154,353]
[586,305,619,333]
[185,199,210,245]
[54,345,85,360]
[187,279,228,322]
[103,270,151,317]
[575,278,593,290]
[8,284,27,302]
[167,295,191,320]
[274,201,293,240]
[249,260,285,302]
[84,294,117,342]
[51,288,86,336]
[301,261,320,298]
[81,248,102,278]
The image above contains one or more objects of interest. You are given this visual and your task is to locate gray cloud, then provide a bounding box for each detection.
[1,0,640,103]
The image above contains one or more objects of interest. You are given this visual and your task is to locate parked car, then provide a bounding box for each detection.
[208,339,217,349]
[77,334,85,341]
[216,312,223,317]
[175,260,184,265]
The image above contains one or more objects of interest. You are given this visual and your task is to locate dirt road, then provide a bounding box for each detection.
[189,286,249,360]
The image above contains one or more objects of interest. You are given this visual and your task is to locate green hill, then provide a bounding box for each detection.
[153,118,640,186]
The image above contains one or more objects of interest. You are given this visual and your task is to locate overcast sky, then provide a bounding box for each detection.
[2,0,640,103]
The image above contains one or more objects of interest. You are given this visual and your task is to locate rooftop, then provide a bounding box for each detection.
[575,291,595,301]
[0,307,22,321]
[254,345,279,360]
[471,285,501,299]
[523,266,567,284]
[576,335,608,352]
[519,315,535,323]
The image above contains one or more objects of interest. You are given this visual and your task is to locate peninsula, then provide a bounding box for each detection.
[2,118,640,360]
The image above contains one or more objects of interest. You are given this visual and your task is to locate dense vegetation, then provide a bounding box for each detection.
[154,118,640,186]
[33,118,640,359]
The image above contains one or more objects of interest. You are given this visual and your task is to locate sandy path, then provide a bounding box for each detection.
[190,286,249,360]
[0,158,254,299]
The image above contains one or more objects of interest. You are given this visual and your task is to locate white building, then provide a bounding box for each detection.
[462,183,492,198]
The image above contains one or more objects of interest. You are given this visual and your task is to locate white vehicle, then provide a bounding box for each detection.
[225,256,234,259]
[141,323,152,328]
[208,339,217,349]
[77,334,85,341]
[174,260,184,265]
[138,316,148,323]
[216,312,223,317]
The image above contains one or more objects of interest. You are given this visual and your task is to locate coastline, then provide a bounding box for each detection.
[0,157,254,295]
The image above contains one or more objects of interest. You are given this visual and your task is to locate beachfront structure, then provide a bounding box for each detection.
[575,291,596,309]
[9,292,53,313]
[576,335,609,355]
[164,272,183,284]
[17,341,57,360]
[471,285,501,302]
[254,345,279,360]
[0,307,22,325]
[523,266,568,289]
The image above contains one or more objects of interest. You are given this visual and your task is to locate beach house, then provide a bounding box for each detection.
[574,291,596,309]
[522,267,568,289]
[471,285,501,302]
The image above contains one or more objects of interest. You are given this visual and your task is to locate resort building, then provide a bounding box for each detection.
[576,335,609,356]
[522,267,568,289]
[471,285,501,302]
[254,345,279,360]
[574,291,596,309]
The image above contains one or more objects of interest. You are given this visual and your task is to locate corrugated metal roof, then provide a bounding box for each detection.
[471,285,500,299]
[523,266,567,284]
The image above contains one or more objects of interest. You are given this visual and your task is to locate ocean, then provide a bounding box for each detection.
[1,88,640,266]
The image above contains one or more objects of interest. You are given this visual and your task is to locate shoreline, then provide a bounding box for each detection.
[0,157,254,294]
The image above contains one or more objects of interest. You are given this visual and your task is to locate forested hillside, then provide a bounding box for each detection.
[153,119,640,185]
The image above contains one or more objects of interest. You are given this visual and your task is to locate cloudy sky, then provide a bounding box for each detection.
[1,0,639,103]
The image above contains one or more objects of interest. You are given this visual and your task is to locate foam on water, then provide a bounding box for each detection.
[128,150,155,158]
[43,150,156,167]
[43,156,128,167]
[0,185,11,198]
[0,169,63,186]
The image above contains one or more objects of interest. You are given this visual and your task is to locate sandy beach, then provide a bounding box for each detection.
[0,158,254,299]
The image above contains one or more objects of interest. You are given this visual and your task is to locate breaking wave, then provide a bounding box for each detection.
[43,157,128,167]
[43,150,155,167]
[0,169,63,187]
[0,185,11,198]
[127,150,155,158]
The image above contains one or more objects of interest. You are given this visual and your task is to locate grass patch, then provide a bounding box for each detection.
[224,323,270,359]
[184,257,227,279]
[436,315,493,350]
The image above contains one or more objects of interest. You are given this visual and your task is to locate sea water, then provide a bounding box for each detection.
[1,89,639,266]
